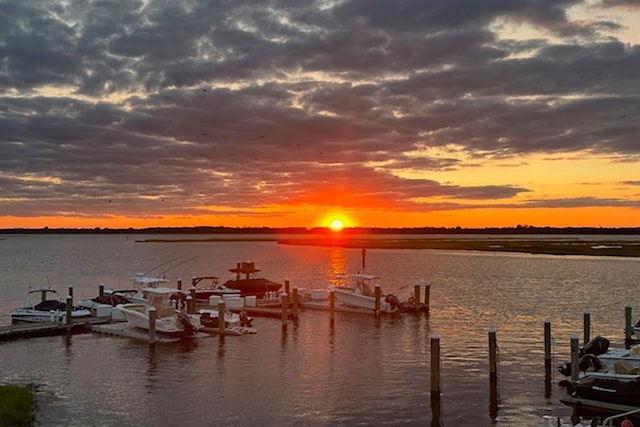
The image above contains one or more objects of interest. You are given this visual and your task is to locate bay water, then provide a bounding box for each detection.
[1,234,640,426]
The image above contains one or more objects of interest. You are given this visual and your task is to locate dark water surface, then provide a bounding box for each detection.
[1,234,640,426]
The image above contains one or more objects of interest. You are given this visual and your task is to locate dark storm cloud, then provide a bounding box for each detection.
[1,0,638,220]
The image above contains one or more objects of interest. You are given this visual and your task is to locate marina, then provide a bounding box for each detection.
[1,233,640,426]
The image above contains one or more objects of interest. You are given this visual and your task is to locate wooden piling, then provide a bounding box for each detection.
[583,309,591,345]
[414,285,421,308]
[544,321,552,399]
[177,279,182,291]
[218,301,226,335]
[281,293,289,329]
[424,284,430,313]
[148,307,156,344]
[66,296,73,329]
[488,327,498,383]
[430,334,441,399]
[292,288,299,319]
[570,334,579,381]
[186,295,195,314]
[544,319,552,371]
[374,285,381,318]
[329,290,335,324]
[98,284,104,297]
[68,286,73,298]
[284,280,290,295]
[625,304,633,348]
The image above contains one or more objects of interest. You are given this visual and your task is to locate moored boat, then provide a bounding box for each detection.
[11,288,91,323]
[117,288,202,337]
[219,261,282,298]
[330,274,399,314]
[191,276,241,301]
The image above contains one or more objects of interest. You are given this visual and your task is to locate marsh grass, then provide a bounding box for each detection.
[0,384,35,427]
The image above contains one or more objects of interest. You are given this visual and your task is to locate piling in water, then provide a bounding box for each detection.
[148,307,156,344]
[583,309,591,346]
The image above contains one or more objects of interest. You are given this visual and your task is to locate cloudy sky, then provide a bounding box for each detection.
[1,0,639,229]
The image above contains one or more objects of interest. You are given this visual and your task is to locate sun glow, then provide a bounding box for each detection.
[329,219,344,231]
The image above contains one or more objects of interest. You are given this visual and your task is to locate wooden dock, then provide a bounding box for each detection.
[0,317,111,341]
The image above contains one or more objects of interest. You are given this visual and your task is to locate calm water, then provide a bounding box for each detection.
[1,234,640,426]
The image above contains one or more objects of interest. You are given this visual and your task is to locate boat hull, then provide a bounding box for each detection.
[331,287,393,313]
[11,308,91,323]
[117,304,195,337]
[221,278,282,298]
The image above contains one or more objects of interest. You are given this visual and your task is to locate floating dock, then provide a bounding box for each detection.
[0,317,110,341]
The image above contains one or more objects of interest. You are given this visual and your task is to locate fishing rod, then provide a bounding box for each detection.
[159,255,199,276]
[142,255,184,276]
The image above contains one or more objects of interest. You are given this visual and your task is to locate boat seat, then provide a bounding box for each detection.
[614,360,640,374]
[157,306,177,318]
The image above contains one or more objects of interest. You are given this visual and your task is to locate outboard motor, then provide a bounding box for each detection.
[384,294,401,311]
[581,336,609,357]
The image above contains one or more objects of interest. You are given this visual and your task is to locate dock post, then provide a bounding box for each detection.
[583,309,591,345]
[284,280,290,295]
[281,293,288,330]
[489,327,498,384]
[430,334,441,399]
[374,285,381,318]
[99,284,104,297]
[148,307,156,344]
[218,301,226,335]
[544,319,552,398]
[424,284,430,314]
[68,286,73,299]
[570,334,579,381]
[177,279,182,291]
[544,319,552,371]
[186,295,195,314]
[329,290,335,324]
[625,304,633,348]
[66,295,73,330]
[488,327,498,420]
[414,285,421,308]
[292,288,299,319]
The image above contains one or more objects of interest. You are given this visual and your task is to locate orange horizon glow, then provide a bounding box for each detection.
[1,205,638,230]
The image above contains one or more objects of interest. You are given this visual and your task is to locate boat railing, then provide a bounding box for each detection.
[602,408,640,426]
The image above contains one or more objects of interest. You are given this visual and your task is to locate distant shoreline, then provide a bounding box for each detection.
[1,225,639,235]
[134,236,640,257]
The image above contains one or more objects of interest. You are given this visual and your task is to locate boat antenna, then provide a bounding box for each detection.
[143,256,184,276]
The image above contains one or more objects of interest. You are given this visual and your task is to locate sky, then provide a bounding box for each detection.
[1,0,639,230]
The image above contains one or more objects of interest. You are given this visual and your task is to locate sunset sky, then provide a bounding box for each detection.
[1,0,639,229]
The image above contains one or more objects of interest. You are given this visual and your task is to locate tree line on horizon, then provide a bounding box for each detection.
[0,225,639,235]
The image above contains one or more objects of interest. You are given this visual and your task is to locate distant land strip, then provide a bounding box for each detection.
[134,236,640,257]
[276,238,640,257]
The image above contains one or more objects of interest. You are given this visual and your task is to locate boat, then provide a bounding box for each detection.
[116,288,202,337]
[560,371,640,424]
[329,274,399,314]
[543,409,640,426]
[191,276,241,301]
[558,336,640,377]
[11,288,92,323]
[219,262,282,298]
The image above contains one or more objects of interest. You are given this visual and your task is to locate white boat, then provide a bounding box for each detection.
[117,288,202,337]
[11,288,91,323]
[330,274,397,313]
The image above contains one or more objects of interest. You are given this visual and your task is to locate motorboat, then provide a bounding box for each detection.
[11,288,91,323]
[191,276,241,301]
[558,336,640,377]
[117,288,202,337]
[219,261,282,298]
[560,372,640,423]
[330,274,399,314]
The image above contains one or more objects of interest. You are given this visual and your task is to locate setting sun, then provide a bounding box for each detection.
[329,219,344,231]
